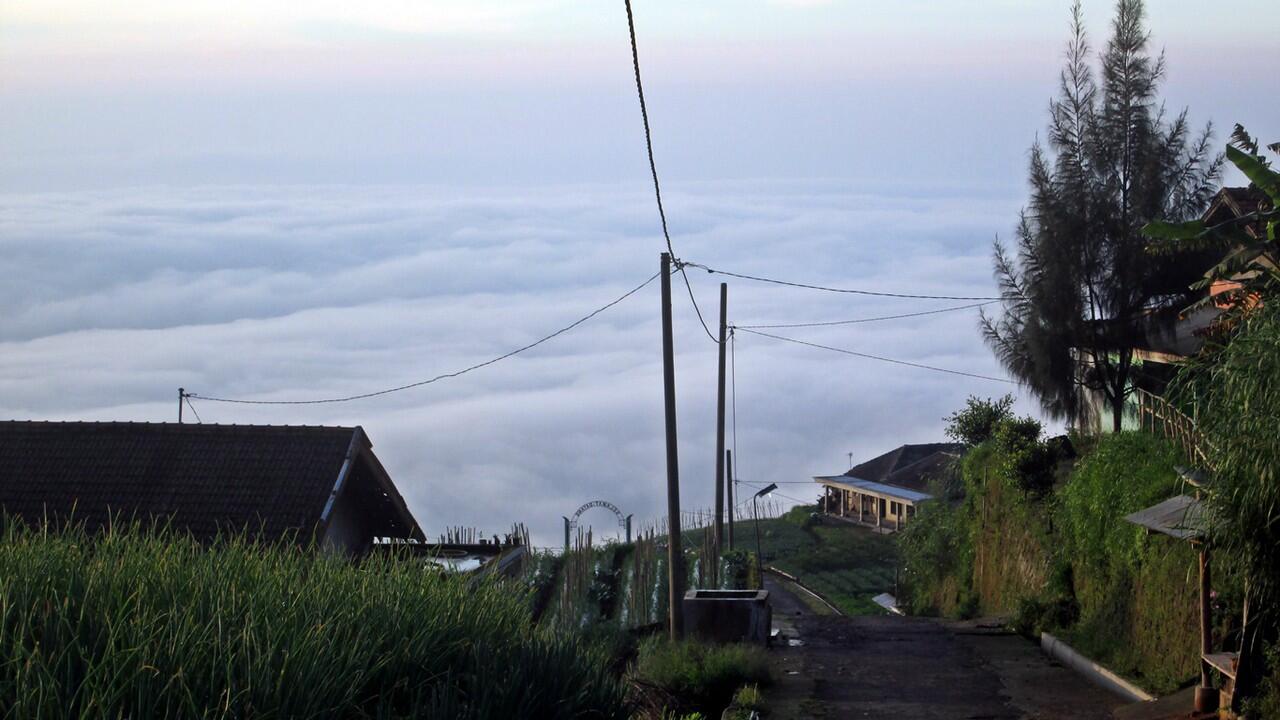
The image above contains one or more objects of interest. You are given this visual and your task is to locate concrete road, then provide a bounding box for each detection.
[764,576,1128,719]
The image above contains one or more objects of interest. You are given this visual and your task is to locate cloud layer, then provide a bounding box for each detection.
[0,180,1045,544]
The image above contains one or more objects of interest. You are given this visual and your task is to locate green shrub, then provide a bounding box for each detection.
[720,549,752,590]
[898,499,972,615]
[1057,432,1180,569]
[633,639,772,716]
[0,521,628,719]
[944,394,1015,446]
[722,683,767,719]
[993,416,1057,497]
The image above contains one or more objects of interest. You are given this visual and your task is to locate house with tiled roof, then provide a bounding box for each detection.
[813,443,962,532]
[0,421,424,554]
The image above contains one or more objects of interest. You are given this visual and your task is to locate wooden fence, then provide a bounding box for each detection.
[1134,388,1211,468]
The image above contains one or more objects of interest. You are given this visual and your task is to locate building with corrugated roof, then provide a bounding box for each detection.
[813,443,962,532]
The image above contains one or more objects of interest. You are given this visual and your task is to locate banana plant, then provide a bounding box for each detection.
[1145,125,1280,317]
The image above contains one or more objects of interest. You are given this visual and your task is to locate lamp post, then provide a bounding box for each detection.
[752,483,777,589]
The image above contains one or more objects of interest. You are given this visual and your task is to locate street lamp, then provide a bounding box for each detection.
[752,483,777,589]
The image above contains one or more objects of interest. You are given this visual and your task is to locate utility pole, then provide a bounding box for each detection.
[726,448,735,550]
[660,252,684,639]
[713,282,728,570]
[178,388,185,424]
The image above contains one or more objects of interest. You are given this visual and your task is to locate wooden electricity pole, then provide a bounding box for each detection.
[660,253,684,639]
[713,283,728,565]
[178,388,185,424]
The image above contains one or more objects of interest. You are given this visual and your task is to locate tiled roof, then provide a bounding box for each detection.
[0,421,386,542]
[1206,186,1270,238]
[844,443,963,492]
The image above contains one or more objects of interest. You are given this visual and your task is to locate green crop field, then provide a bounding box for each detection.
[690,506,899,616]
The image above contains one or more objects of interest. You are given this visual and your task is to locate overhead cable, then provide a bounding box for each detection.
[736,480,816,507]
[683,261,1001,301]
[737,327,1015,384]
[183,395,203,423]
[622,0,719,344]
[733,301,996,329]
[189,270,664,406]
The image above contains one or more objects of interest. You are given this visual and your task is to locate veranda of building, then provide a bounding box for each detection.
[814,475,930,532]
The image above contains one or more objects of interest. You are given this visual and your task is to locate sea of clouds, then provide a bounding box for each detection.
[0,179,1044,544]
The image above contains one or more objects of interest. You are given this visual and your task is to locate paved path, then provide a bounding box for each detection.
[764,576,1128,719]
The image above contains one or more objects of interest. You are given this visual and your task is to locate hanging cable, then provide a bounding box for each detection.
[183,395,203,423]
[622,0,719,344]
[682,261,1000,301]
[188,270,663,405]
[730,327,738,489]
[733,301,996,330]
[736,327,1014,384]
[737,480,817,507]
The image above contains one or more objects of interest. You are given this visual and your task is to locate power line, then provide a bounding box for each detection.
[733,301,996,330]
[183,395,203,423]
[683,261,1001,301]
[737,327,1015,384]
[730,328,738,482]
[621,0,718,344]
[737,480,817,507]
[189,270,664,406]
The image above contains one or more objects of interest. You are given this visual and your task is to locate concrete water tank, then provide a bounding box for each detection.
[682,589,772,644]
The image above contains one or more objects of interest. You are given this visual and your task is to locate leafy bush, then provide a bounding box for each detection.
[633,639,772,717]
[898,499,972,616]
[1057,432,1180,569]
[720,549,752,590]
[0,521,628,719]
[992,416,1057,497]
[944,394,1015,446]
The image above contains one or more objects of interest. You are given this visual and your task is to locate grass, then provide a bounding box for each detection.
[0,520,628,719]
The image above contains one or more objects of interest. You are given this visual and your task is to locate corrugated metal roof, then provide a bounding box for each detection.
[1122,494,1207,541]
[814,475,933,503]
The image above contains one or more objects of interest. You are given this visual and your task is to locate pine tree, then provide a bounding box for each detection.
[982,0,1221,432]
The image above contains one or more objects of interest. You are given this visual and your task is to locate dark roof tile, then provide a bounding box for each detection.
[0,421,359,541]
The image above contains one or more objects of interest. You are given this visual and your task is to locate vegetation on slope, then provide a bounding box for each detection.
[900,421,1206,694]
[0,521,628,720]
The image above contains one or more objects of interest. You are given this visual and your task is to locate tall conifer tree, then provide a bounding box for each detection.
[983,0,1221,431]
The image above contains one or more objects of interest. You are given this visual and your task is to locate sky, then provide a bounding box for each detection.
[1,0,1277,545]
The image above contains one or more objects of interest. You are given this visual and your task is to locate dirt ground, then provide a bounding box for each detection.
[764,576,1130,719]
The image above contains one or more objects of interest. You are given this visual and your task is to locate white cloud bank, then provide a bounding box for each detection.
[0,180,1044,544]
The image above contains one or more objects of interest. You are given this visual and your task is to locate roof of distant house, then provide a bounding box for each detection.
[0,421,422,543]
[843,442,963,493]
[1206,186,1271,238]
